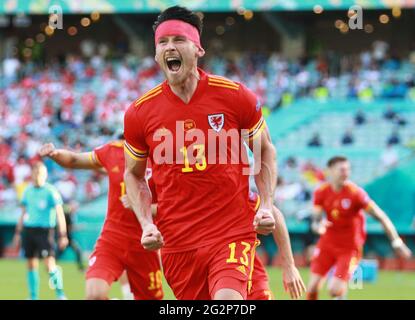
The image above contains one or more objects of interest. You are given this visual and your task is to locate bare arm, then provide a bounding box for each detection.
[39,143,102,170]
[249,125,277,234]
[271,206,306,299]
[366,202,412,258]
[55,205,67,236]
[271,206,295,268]
[56,204,69,250]
[120,194,158,219]
[250,125,277,209]
[124,153,163,250]
[15,206,26,234]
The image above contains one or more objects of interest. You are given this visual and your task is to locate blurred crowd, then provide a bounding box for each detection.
[1,43,415,208]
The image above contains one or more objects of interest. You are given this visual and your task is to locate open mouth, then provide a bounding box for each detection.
[166,57,182,73]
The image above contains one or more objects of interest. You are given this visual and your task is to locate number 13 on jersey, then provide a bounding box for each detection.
[180,144,207,173]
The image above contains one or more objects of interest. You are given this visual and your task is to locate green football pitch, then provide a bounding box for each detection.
[0,259,413,300]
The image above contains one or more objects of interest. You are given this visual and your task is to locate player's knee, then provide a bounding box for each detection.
[307,282,319,293]
[86,288,107,300]
[307,276,322,293]
[329,284,345,298]
[86,283,109,300]
[27,260,37,270]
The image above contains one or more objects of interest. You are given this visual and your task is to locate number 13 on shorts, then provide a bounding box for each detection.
[226,240,259,293]
[226,242,252,266]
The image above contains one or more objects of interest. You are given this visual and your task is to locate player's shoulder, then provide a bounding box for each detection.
[108,140,124,149]
[344,181,365,194]
[207,74,241,91]
[94,142,110,154]
[131,83,164,110]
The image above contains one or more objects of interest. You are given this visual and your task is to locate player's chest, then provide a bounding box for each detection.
[144,99,240,141]
[323,194,356,220]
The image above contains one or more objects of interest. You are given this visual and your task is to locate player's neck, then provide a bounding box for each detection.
[330,181,344,192]
[169,68,200,104]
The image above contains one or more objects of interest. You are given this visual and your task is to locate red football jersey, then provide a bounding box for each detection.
[124,68,264,253]
[313,181,372,250]
[93,141,156,248]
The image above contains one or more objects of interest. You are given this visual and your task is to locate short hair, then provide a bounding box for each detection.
[153,5,203,36]
[327,156,348,168]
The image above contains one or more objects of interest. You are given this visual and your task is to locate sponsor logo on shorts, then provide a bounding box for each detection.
[236,265,247,276]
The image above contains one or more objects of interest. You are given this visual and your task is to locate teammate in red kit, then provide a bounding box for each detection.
[246,191,306,300]
[124,6,277,300]
[38,137,163,300]
[307,156,412,300]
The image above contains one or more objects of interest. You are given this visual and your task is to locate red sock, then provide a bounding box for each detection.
[306,291,318,300]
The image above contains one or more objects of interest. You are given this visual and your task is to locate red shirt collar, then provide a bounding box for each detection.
[162,68,208,106]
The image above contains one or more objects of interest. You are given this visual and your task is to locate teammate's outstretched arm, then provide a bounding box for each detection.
[38,143,102,170]
[124,155,163,250]
[39,143,135,208]
[366,202,412,259]
[271,206,306,299]
[250,125,277,235]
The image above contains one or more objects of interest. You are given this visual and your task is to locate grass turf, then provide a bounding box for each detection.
[0,259,413,300]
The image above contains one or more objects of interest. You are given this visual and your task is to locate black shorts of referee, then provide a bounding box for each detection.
[22,227,56,259]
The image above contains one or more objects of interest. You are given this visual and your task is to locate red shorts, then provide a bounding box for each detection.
[247,253,273,300]
[161,235,258,300]
[310,245,362,281]
[86,237,163,300]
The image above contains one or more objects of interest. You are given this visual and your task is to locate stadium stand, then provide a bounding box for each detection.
[0,2,414,267]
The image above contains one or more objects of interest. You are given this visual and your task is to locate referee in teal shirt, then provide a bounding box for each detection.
[13,161,69,300]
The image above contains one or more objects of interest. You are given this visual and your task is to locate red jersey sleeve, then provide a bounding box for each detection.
[123,102,149,161]
[238,83,265,141]
[92,143,111,170]
[354,187,372,211]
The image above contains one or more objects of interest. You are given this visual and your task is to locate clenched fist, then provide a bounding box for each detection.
[39,143,58,158]
[141,223,164,251]
[253,208,275,235]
